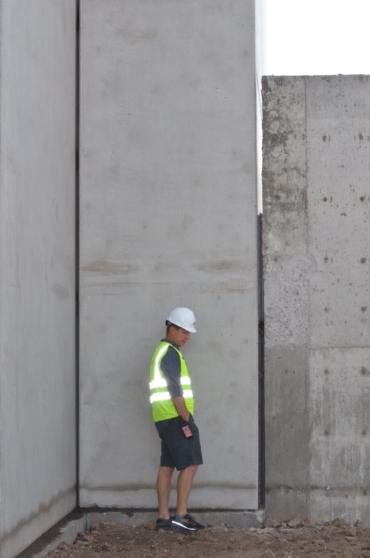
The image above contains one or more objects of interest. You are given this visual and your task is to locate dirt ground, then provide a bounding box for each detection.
[45,518,370,558]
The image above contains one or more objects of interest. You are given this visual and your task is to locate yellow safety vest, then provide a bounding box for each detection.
[149,341,194,422]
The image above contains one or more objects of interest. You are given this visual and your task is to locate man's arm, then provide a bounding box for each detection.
[161,345,190,422]
[172,396,190,422]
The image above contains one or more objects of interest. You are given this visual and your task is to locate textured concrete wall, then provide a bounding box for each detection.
[80,0,259,510]
[263,75,370,524]
[0,2,76,557]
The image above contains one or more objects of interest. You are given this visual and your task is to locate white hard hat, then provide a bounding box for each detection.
[166,307,197,333]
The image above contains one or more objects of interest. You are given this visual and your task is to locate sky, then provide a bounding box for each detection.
[265,0,370,76]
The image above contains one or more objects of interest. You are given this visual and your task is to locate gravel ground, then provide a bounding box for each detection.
[45,518,370,558]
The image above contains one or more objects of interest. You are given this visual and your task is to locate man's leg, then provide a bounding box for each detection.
[176,464,198,516]
[156,466,174,519]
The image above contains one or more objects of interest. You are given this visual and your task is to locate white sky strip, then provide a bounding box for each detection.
[265,0,370,76]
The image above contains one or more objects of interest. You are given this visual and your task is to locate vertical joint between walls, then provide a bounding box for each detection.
[257,213,265,508]
[0,0,3,552]
[75,0,81,512]
[303,76,311,518]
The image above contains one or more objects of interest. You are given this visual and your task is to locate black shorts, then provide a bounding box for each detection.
[160,415,203,471]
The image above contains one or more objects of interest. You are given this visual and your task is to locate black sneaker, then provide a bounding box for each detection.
[171,514,206,532]
[156,517,172,531]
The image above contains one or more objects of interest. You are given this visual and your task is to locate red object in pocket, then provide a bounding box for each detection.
[182,424,193,438]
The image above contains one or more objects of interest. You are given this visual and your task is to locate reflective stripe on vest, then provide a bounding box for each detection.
[150,390,194,403]
[149,377,191,390]
[149,341,195,422]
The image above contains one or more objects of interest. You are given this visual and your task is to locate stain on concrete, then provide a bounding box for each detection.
[52,284,70,300]
[81,262,137,275]
[195,260,245,273]
[2,487,75,543]
[116,28,158,45]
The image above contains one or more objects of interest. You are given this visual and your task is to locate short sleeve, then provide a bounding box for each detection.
[161,346,182,398]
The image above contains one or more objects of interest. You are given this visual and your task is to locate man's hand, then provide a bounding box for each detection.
[172,396,190,422]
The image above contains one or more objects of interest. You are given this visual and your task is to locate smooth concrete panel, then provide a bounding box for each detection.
[80,0,259,509]
[79,285,258,496]
[0,2,76,556]
[255,0,265,213]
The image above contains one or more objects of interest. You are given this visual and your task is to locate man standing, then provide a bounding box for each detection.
[149,307,205,532]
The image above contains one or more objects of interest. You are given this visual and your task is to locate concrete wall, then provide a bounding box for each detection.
[0,2,77,556]
[255,0,265,213]
[263,75,370,525]
[80,0,260,510]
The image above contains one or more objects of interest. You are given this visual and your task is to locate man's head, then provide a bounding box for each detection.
[165,307,196,347]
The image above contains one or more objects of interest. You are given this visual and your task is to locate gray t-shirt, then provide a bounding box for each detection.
[160,339,182,398]
[155,339,182,435]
